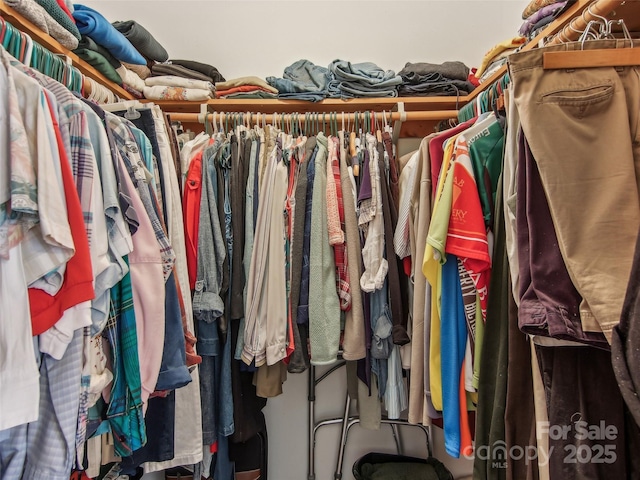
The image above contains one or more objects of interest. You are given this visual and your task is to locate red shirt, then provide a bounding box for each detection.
[444,139,491,320]
[183,151,204,290]
[29,98,94,335]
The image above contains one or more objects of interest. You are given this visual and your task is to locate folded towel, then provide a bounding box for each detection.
[75,35,120,68]
[34,0,80,39]
[6,0,79,49]
[116,65,146,92]
[143,85,213,101]
[216,76,277,93]
[145,75,214,91]
[112,20,168,62]
[123,62,151,79]
[73,4,146,64]
[151,63,212,82]
[168,59,225,82]
[73,48,122,84]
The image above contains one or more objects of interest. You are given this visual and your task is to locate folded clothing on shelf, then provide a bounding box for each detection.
[72,3,146,65]
[397,61,475,97]
[267,59,339,102]
[6,0,79,49]
[34,0,80,38]
[169,59,225,83]
[329,59,402,98]
[75,34,120,68]
[151,63,213,82]
[143,85,214,101]
[123,61,151,80]
[74,47,122,84]
[116,64,145,91]
[112,20,169,62]
[145,75,214,92]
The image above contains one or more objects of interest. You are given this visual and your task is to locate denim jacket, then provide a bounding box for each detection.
[193,137,227,355]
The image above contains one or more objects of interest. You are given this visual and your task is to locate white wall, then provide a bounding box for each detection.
[85,0,528,80]
[81,1,529,479]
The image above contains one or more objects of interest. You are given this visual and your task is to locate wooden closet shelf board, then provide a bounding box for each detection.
[147,96,465,114]
[0,1,134,100]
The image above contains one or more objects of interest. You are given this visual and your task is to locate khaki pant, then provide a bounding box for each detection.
[510,39,640,342]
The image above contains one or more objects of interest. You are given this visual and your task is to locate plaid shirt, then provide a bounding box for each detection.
[106,113,176,281]
[15,63,95,245]
[105,256,146,457]
[328,137,351,311]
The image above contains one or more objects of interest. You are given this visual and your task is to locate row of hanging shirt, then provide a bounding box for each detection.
[0,41,201,478]
[179,112,417,419]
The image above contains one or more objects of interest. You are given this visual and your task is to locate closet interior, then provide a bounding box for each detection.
[2,0,640,479]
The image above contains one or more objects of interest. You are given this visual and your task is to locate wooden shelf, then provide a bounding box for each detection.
[0,1,134,100]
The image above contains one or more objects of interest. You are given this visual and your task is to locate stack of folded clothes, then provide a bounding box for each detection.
[6,0,81,49]
[112,20,169,63]
[73,34,122,85]
[519,0,573,38]
[72,4,148,94]
[144,75,215,101]
[215,76,278,99]
[145,60,225,101]
[397,61,476,97]
[329,59,402,98]
[267,59,339,102]
[151,60,225,83]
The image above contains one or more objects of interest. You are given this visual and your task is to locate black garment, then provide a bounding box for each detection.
[377,143,409,345]
[119,392,176,475]
[398,80,475,97]
[613,227,640,427]
[473,179,509,480]
[287,144,311,373]
[169,59,225,83]
[151,63,213,83]
[398,61,470,82]
[536,345,629,480]
[229,133,245,321]
[230,319,267,444]
[112,20,169,62]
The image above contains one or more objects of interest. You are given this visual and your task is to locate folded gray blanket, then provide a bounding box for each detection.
[112,20,168,62]
[168,59,225,82]
[151,63,212,82]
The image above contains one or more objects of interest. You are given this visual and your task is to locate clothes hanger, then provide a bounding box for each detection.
[350,112,359,176]
[543,18,638,70]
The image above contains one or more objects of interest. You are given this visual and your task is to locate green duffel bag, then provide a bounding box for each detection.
[352,452,454,480]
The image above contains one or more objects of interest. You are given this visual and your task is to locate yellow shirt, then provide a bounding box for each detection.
[423,137,457,411]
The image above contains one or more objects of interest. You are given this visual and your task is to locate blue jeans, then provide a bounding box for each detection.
[369,281,391,398]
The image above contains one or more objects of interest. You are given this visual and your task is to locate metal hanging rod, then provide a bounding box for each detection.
[166,109,459,125]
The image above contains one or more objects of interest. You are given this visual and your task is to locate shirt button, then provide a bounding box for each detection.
[280,347,285,352]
